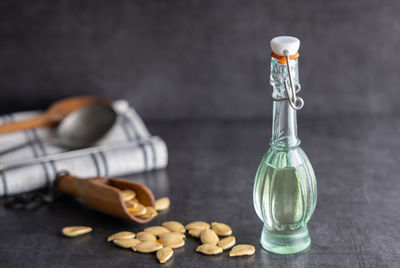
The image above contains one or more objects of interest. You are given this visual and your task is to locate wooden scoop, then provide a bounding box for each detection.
[56,173,156,223]
[0,96,110,134]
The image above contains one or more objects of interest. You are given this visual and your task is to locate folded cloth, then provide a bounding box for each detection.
[0,100,168,197]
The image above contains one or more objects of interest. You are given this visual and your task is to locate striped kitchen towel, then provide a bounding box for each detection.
[0,100,168,197]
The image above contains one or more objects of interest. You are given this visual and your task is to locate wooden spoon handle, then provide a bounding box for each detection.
[0,114,52,134]
[56,173,84,197]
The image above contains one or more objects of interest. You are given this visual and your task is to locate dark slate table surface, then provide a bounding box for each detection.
[0,118,399,268]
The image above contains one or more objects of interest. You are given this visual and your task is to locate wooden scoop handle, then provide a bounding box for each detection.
[56,173,85,197]
[0,114,53,134]
[56,173,125,217]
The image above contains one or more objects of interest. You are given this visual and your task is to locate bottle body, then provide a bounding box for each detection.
[253,147,316,254]
[253,55,317,254]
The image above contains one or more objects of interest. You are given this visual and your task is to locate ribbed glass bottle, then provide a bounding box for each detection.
[253,55,317,254]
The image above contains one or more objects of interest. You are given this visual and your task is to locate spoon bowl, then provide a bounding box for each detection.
[56,103,117,149]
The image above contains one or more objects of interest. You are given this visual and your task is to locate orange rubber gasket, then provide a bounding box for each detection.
[271,52,300,64]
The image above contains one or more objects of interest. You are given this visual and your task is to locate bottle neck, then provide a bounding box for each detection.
[269,57,300,150]
[271,100,300,149]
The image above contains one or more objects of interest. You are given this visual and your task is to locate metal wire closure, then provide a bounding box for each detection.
[271,50,304,110]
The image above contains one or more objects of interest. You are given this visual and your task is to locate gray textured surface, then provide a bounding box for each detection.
[1,0,400,119]
[0,119,399,267]
[1,1,400,267]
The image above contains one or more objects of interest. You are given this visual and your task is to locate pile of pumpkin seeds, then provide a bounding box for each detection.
[62,218,255,264]
[187,221,255,257]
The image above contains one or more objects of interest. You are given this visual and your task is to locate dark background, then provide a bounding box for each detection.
[1,1,400,267]
[1,0,399,119]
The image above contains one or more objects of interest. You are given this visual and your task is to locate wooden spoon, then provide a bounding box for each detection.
[0,96,110,134]
[56,172,156,223]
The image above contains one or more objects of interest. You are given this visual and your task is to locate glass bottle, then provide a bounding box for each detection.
[253,36,317,254]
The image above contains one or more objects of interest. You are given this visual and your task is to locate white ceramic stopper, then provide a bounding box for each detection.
[270,36,300,56]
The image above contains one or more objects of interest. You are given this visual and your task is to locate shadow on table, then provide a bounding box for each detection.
[260,247,311,267]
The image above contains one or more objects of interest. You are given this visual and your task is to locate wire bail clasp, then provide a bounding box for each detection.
[284,50,304,110]
[272,50,304,110]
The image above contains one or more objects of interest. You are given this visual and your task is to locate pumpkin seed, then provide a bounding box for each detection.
[128,204,147,216]
[159,234,185,249]
[147,206,158,217]
[138,206,158,219]
[121,189,136,202]
[229,244,255,257]
[196,244,223,255]
[136,231,157,241]
[144,226,171,236]
[200,228,219,245]
[156,247,173,263]
[125,200,138,208]
[217,236,236,250]
[211,222,232,236]
[113,238,141,248]
[155,197,170,211]
[188,229,203,238]
[107,231,135,242]
[132,240,163,253]
[62,226,92,237]
[162,221,186,233]
[185,221,210,231]
[159,232,186,240]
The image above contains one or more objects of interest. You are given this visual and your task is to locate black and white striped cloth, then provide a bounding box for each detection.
[0,100,168,197]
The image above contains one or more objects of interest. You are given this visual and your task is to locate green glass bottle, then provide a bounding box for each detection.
[253,36,317,254]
